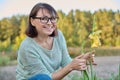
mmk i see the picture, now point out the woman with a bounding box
[16,2,95,80]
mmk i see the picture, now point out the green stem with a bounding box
[118,64,120,80]
[92,16,96,33]
[83,70,90,80]
[81,40,86,54]
[90,60,94,80]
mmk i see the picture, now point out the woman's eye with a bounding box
[44,17,49,20]
[41,18,47,20]
[51,18,55,20]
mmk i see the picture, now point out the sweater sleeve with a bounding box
[17,47,52,79]
[57,30,72,67]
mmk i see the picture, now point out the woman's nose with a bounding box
[47,19,52,25]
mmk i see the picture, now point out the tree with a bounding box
[13,18,26,50]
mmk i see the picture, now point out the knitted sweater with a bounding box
[16,30,72,80]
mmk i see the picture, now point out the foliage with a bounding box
[0,9,120,51]
[66,64,120,80]
[67,71,120,80]
[7,51,17,60]
[13,18,26,50]
[0,15,27,52]
[0,54,10,66]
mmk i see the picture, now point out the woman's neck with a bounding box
[34,35,53,50]
[36,35,49,43]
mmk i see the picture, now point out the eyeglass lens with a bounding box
[40,16,58,24]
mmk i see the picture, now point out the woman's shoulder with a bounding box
[57,29,64,38]
[55,29,66,47]
[19,37,34,49]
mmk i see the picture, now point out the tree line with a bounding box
[0,9,120,51]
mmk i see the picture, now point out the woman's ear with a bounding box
[30,17,35,26]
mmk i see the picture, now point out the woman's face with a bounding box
[31,8,57,36]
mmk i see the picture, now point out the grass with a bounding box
[67,47,120,80]
[65,64,120,80]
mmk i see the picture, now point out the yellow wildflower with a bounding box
[89,30,102,48]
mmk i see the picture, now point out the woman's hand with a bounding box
[68,55,87,71]
[68,50,96,72]
[82,50,97,65]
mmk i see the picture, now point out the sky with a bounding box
[0,0,120,20]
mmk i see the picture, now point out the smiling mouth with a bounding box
[43,26,54,30]
[43,26,51,28]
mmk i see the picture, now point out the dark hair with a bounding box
[25,3,58,37]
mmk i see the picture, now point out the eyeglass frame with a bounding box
[32,16,59,24]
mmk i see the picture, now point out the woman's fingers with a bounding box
[87,62,97,65]
[75,50,95,60]
[71,58,87,71]
[80,50,97,65]
[75,54,84,59]
[78,65,87,71]
[77,62,87,71]
[71,51,97,71]
[86,53,97,65]
[83,50,95,59]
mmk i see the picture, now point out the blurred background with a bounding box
[0,0,120,80]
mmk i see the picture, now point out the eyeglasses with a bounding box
[33,16,59,24]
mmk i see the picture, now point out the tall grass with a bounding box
[66,64,120,80]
